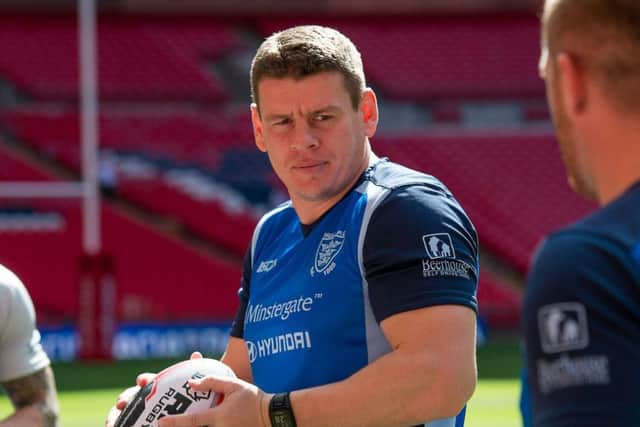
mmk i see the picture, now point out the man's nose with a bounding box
[291,123,319,151]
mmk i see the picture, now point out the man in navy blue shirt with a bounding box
[523,1,640,425]
[107,25,478,427]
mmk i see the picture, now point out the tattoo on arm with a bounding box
[2,367,59,427]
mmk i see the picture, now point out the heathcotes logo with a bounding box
[423,233,455,259]
[421,232,473,279]
[538,302,589,354]
[246,331,312,363]
[537,354,610,394]
[421,259,472,279]
[245,296,314,324]
[311,230,345,276]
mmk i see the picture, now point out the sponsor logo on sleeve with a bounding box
[538,302,589,353]
[535,302,610,394]
[422,233,456,259]
[537,355,610,394]
[421,233,472,279]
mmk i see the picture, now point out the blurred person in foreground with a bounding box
[522,0,640,425]
[108,24,479,427]
[0,264,59,427]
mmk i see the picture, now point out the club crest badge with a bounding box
[311,230,346,276]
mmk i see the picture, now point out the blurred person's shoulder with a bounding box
[555,180,640,251]
[526,181,640,305]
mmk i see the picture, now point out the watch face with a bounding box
[272,412,292,427]
[270,393,296,427]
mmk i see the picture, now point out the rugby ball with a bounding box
[113,358,235,427]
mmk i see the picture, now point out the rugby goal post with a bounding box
[0,0,116,360]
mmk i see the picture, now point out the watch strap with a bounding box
[269,392,297,427]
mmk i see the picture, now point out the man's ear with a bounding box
[251,103,267,152]
[555,52,588,118]
[360,88,379,137]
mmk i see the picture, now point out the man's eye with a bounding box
[274,119,292,126]
[314,114,332,122]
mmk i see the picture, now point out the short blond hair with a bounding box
[542,0,640,111]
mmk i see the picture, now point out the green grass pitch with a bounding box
[0,336,523,426]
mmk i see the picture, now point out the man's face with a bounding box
[540,46,595,198]
[251,71,376,208]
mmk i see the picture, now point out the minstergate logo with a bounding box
[245,296,314,324]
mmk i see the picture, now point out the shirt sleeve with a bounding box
[0,268,50,383]
[523,232,640,426]
[363,184,479,323]
[229,248,252,338]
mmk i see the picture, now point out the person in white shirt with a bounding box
[0,264,59,427]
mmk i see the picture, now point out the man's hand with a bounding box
[104,352,205,427]
[104,374,153,427]
[158,375,272,427]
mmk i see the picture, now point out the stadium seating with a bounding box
[0,16,240,101]
[0,15,583,331]
[1,108,264,255]
[1,107,254,169]
[0,142,241,322]
[259,16,543,100]
[374,132,597,273]
[118,175,257,256]
[477,272,522,329]
[0,139,52,182]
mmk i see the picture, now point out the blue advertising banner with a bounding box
[40,322,232,361]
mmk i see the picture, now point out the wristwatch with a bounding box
[269,392,297,427]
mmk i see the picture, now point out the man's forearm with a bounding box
[290,347,472,427]
[290,307,477,427]
[0,403,58,427]
[1,367,60,427]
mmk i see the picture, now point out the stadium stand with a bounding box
[258,15,544,100]
[0,107,254,169]
[0,14,576,332]
[375,132,597,273]
[477,271,522,329]
[0,16,240,101]
[1,107,265,255]
[0,141,241,323]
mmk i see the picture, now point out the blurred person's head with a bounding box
[540,0,640,202]
[248,25,378,223]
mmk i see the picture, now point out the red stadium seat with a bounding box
[259,16,544,100]
[477,272,522,329]
[0,140,241,322]
[375,132,597,273]
[0,16,241,101]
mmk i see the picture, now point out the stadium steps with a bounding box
[0,131,244,266]
[207,34,255,105]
